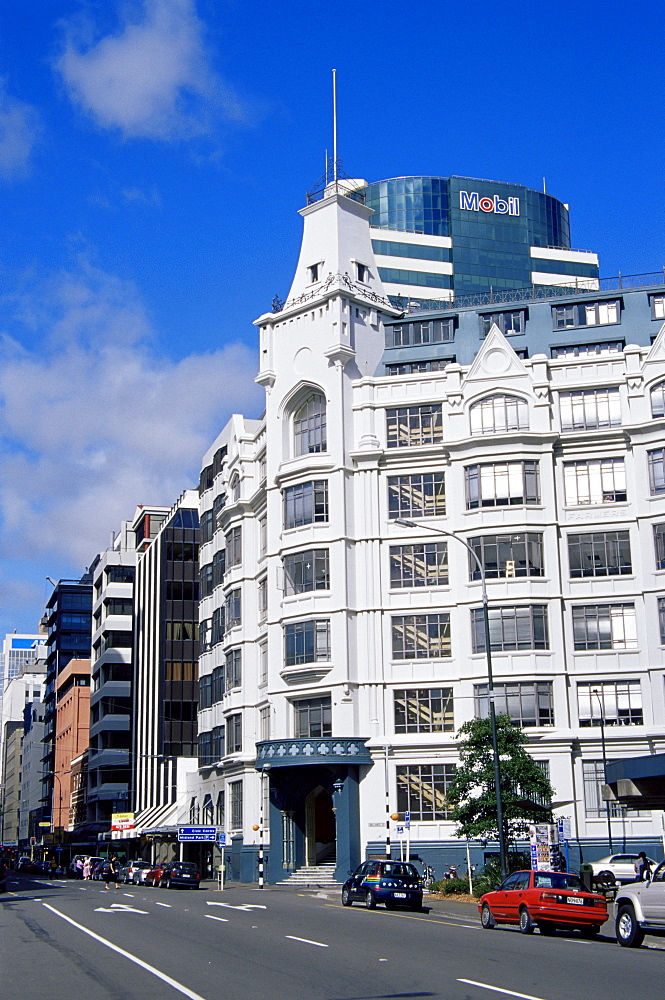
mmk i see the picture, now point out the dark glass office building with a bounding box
[364,176,599,302]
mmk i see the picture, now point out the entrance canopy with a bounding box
[603,754,665,809]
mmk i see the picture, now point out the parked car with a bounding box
[342,861,423,910]
[614,859,665,947]
[118,860,152,884]
[159,862,201,889]
[144,862,168,887]
[16,857,40,874]
[478,870,609,937]
[130,862,153,885]
[86,857,104,879]
[589,854,659,885]
[91,860,111,881]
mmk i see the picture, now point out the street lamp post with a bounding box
[395,519,508,879]
[591,689,613,853]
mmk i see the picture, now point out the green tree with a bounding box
[446,714,553,854]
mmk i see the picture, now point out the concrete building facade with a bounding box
[192,178,665,882]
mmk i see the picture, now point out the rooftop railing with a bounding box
[393,270,665,315]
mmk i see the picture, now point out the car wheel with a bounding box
[616,905,645,948]
[480,903,495,929]
[519,908,535,935]
[341,887,352,906]
[579,925,600,939]
[365,890,376,910]
[538,922,556,936]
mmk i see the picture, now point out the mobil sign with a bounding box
[459,190,520,216]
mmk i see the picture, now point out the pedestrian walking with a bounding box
[75,856,84,879]
[104,856,119,890]
[83,857,91,880]
[635,852,652,881]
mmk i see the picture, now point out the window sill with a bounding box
[280,662,333,686]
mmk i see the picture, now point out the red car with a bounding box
[144,862,168,887]
[478,870,609,937]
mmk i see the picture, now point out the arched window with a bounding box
[470,394,529,435]
[294,392,327,455]
[650,380,665,418]
[230,473,241,502]
[202,795,213,826]
[189,797,200,824]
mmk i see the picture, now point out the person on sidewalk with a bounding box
[104,856,119,890]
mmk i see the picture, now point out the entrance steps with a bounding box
[275,862,341,889]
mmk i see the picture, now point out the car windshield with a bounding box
[170,863,198,872]
[133,862,151,869]
[379,863,419,877]
[533,873,584,891]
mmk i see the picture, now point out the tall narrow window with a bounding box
[229,780,243,829]
[294,393,327,455]
[648,449,665,495]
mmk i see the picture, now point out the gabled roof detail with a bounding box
[462,323,529,387]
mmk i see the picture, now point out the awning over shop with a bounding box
[603,753,665,809]
[133,801,178,835]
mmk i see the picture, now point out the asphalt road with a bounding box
[2,872,664,1000]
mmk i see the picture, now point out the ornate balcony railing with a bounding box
[255,737,372,768]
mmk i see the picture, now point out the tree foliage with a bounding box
[446,714,553,850]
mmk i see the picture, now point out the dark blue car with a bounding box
[342,861,423,910]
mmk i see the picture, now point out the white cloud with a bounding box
[0,258,262,572]
[0,78,41,178]
[56,0,247,140]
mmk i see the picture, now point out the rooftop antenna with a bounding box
[543,176,547,194]
[332,68,338,183]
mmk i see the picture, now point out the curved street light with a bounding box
[394,519,508,879]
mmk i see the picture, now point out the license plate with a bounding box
[566,896,584,905]
[394,892,406,898]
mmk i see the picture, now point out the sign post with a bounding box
[405,811,411,863]
[217,832,226,890]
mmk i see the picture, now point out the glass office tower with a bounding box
[364,176,599,302]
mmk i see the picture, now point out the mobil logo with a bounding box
[459,190,520,216]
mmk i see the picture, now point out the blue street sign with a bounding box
[177,826,217,843]
[404,811,411,830]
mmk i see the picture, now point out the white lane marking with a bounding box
[204,915,229,923]
[458,981,550,1000]
[123,893,135,897]
[206,902,266,912]
[155,901,172,908]
[42,904,209,1000]
[285,935,329,949]
[94,903,149,914]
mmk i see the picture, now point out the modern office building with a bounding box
[131,494,200,855]
[361,175,599,305]
[0,653,46,846]
[193,176,665,882]
[1,633,46,687]
[88,514,170,830]
[41,576,93,829]
[19,701,46,848]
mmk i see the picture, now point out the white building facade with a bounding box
[194,180,665,882]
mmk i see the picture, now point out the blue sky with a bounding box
[0,0,663,639]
